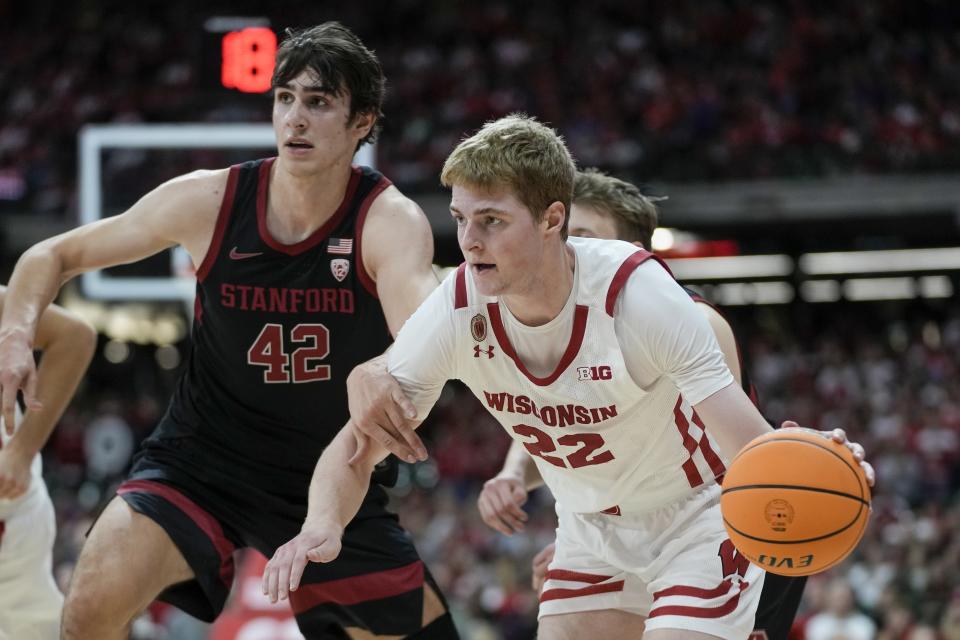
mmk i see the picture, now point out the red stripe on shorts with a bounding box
[288,559,424,614]
[649,580,748,620]
[545,569,617,585]
[654,579,734,601]
[540,580,626,603]
[117,479,235,586]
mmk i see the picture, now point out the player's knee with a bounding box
[62,570,133,638]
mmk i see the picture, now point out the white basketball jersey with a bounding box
[0,405,44,518]
[450,239,726,513]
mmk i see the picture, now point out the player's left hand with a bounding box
[0,446,31,498]
[781,421,875,487]
[531,542,556,593]
[262,521,344,604]
[346,358,426,465]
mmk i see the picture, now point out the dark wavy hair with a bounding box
[272,22,385,146]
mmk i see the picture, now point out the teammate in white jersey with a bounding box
[264,116,874,639]
[0,286,96,639]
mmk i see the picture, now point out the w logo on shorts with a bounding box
[718,539,750,581]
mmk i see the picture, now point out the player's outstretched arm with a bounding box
[0,289,96,497]
[262,421,396,603]
[347,187,439,463]
[0,169,226,429]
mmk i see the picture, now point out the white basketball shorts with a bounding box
[0,482,63,640]
[540,483,765,639]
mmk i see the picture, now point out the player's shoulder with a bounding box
[569,237,668,300]
[365,182,428,227]
[164,168,231,199]
[569,236,650,272]
[148,168,230,215]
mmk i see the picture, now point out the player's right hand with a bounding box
[0,330,42,433]
[0,447,31,498]
[531,542,556,593]
[477,474,528,535]
[262,521,344,604]
[346,357,426,464]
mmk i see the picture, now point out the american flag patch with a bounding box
[327,238,353,255]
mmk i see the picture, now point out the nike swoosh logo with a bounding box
[229,247,264,260]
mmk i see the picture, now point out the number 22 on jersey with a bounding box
[247,323,331,383]
[512,423,615,469]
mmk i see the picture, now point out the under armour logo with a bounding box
[474,345,495,359]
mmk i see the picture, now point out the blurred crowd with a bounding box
[3,0,960,217]
[40,301,960,639]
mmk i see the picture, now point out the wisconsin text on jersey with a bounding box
[483,391,618,427]
[220,283,355,313]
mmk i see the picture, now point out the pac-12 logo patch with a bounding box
[330,258,350,282]
[470,314,487,342]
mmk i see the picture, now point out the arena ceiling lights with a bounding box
[666,248,960,305]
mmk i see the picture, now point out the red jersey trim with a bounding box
[605,250,674,316]
[196,165,240,283]
[117,479,236,587]
[488,302,589,387]
[453,263,468,309]
[691,410,727,478]
[354,175,393,299]
[256,160,362,256]
[288,560,424,613]
[673,396,705,488]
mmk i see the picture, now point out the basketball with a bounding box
[720,428,871,577]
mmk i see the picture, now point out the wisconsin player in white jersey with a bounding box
[264,115,874,639]
[0,286,96,639]
[481,169,807,640]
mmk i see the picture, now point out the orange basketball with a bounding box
[720,428,871,577]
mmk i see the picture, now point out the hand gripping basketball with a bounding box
[720,426,872,576]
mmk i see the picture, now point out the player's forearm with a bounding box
[305,427,386,530]
[693,383,773,462]
[0,244,69,343]
[7,325,96,458]
[500,439,544,491]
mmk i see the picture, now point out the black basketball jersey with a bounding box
[146,158,394,497]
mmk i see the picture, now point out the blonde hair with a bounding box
[441,114,575,236]
[573,168,666,249]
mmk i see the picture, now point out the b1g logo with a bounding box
[577,365,612,381]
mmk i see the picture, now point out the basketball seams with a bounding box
[721,484,870,507]
[729,436,866,501]
[722,501,868,545]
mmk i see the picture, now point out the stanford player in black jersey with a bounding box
[0,23,457,639]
